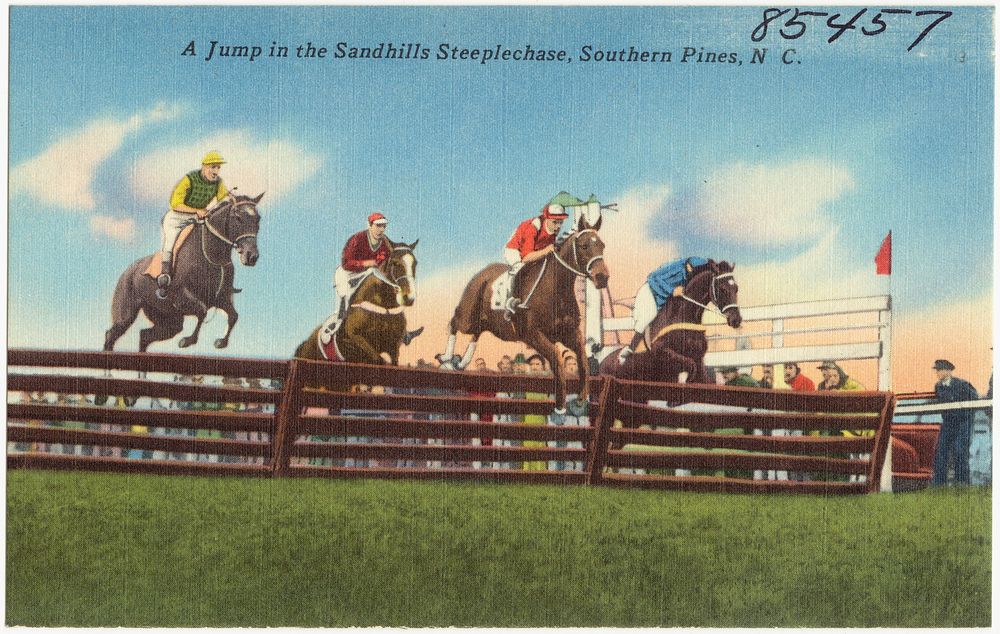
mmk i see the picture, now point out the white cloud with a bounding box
[132,131,323,207]
[89,215,136,242]
[689,159,855,246]
[735,229,880,306]
[10,102,182,211]
[599,184,680,302]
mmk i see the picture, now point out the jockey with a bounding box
[620,256,710,361]
[157,151,229,298]
[333,212,392,319]
[500,201,569,314]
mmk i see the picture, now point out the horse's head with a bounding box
[709,260,741,329]
[382,239,419,306]
[684,260,742,329]
[208,193,263,266]
[558,214,609,288]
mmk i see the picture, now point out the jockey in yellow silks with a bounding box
[157,151,229,297]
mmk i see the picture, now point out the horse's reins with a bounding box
[349,246,413,315]
[197,200,259,300]
[648,272,738,347]
[519,229,603,310]
[678,272,738,317]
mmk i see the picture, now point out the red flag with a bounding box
[875,231,891,275]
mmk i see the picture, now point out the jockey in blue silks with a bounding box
[620,256,710,362]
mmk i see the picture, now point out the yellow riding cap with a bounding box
[201,151,226,165]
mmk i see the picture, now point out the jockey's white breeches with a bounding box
[160,210,200,260]
[504,248,523,269]
[333,266,369,314]
[631,283,658,335]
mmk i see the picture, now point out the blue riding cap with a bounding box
[647,256,710,310]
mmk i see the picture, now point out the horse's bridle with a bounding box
[679,271,738,317]
[349,246,416,315]
[552,229,604,279]
[200,200,258,256]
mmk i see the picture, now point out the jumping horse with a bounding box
[295,240,419,366]
[104,193,263,352]
[437,216,609,411]
[599,260,742,383]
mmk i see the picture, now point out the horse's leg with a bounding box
[213,297,238,349]
[139,314,185,352]
[570,328,591,403]
[456,335,480,370]
[105,270,143,351]
[525,331,565,412]
[341,320,385,365]
[104,312,139,352]
[179,311,207,348]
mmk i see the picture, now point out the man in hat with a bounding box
[157,151,230,297]
[817,360,864,391]
[720,366,759,388]
[333,212,392,320]
[499,200,569,316]
[931,359,979,486]
[620,256,710,363]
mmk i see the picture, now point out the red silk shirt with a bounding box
[506,217,557,259]
[342,230,390,272]
[787,373,816,392]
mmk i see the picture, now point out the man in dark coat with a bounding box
[931,359,979,486]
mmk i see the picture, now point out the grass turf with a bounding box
[6,469,991,627]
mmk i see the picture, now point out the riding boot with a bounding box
[156,260,173,300]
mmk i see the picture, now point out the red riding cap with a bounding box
[542,203,568,219]
[368,212,389,226]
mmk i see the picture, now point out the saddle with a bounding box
[143,224,195,279]
[317,313,344,361]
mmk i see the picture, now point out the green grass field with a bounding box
[6,469,991,627]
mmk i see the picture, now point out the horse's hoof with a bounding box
[678,371,690,384]
[214,339,228,349]
[179,338,194,348]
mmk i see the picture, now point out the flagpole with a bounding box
[874,230,893,492]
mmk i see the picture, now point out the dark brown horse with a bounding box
[104,193,262,352]
[437,217,609,411]
[295,240,419,365]
[599,260,742,383]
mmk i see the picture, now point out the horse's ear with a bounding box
[592,213,603,232]
[252,192,265,204]
[409,239,419,250]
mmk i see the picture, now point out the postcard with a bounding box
[6,5,993,627]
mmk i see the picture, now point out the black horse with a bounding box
[599,260,742,383]
[103,193,262,352]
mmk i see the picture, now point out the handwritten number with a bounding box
[751,7,952,52]
[780,9,828,40]
[826,9,866,43]
[752,8,790,43]
[909,10,952,51]
[862,11,887,36]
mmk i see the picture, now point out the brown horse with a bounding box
[437,217,609,411]
[104,193,262,352]
[599,260,742,383]
[295,240,419,365]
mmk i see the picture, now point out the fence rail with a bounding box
[7,349,896,494]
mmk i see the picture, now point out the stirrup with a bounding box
[503,296,519,321]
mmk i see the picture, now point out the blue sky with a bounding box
[7,5,994,384]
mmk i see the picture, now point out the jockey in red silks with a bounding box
[333,212,392,319]
[499,202,569,315]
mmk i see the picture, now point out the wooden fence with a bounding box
[7,349,895,494]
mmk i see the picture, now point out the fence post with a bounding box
[270,360,303,477]
[584,377,617,486]
[867,394,896,493]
